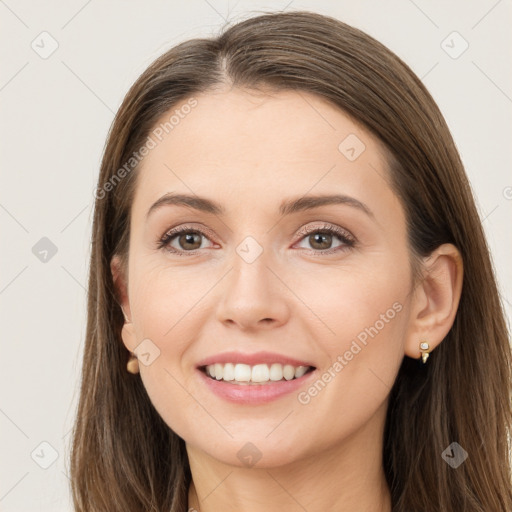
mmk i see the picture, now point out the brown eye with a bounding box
[295,224,356,254]
[158,227,215,254]
[177,232,203,250]
[308,232,333,250]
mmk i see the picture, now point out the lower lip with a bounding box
[197,368,316,405]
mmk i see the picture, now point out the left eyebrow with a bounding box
[146,192,374,220]
[278,194,374,219]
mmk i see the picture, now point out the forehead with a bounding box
[132,87,396,218]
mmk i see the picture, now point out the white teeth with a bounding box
[251,364,270,383]
[223,363,235,381]
[204,363,311,383]
[234,363,251,382]
[269,363,283,381]
[283,364,295,381]
[294,366,308,378]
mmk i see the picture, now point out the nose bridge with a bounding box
[215,233,289,329]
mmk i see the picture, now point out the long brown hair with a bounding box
[69,10,512,511]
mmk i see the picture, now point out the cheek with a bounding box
[291,248,411,350]
[300,253,410,412]
[129,261,205,344]
[127,263,208,438]
[294,251,411,407]
[330,271,408,351]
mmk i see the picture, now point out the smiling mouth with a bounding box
[199,362,316,385]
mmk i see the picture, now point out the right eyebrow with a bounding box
[146,193,225,220]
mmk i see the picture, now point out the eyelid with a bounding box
[294,222,355,242]
[161,223,217,241]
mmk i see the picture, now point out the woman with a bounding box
[69,10,512,512]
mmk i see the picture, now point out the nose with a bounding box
[215,248,290,332]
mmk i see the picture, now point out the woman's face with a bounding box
[115,87,415,467]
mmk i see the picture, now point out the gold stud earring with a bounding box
[419,341,430,364]
[127,353,139,374]
[120,307,138,373]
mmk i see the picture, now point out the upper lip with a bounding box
[196,351,315,369]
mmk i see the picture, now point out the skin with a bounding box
[111,86,463,511]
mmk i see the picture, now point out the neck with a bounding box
[186,402,392,512]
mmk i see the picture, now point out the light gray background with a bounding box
[1,1,511,510]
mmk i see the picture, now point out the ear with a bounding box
[110,254,137,352]
[404,243,463,360]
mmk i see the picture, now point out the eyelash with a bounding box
[157,223,356,257]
